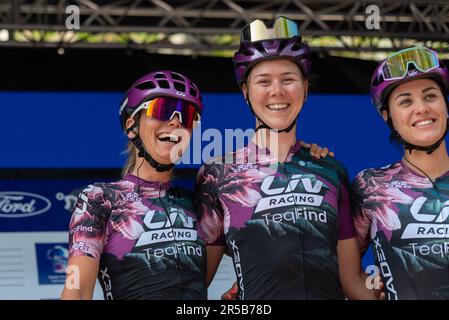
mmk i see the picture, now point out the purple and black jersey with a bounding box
[68,173,206,300]
[196,141,355,300]
[352,161,449,300]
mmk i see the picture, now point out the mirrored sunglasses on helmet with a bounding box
[381,47,440,81]
[131,97,201,129]
[241,16,299,42]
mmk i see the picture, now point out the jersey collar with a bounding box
[246,139,301,163]
[124,173,171,191]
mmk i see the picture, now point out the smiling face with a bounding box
[384,78,448,147]
[126,111,192,165]
[243,59,308,130]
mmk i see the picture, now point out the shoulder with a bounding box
[295,148,350,184]
[352,162,402,198]
[76,179,132,208]
[323,155,349,179]
[353,162,401,185]
[198,159,224,178]
[198,147,249,179]
[204,147,248,166]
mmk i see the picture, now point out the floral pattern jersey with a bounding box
[352,161,449,300]
[68,173,206,300]
[196,141,355,300]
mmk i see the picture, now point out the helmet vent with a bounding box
[190,87,198,97]
[171,72,184,81]
[291,41,303,51]
[136,81,156,90]
[372,74,382,87]
[174,82,186,92]
[277,40,288,51]
[154,73,166,79]
[157,80,170,89]
[253,42,265,54]
[238,45,255,57]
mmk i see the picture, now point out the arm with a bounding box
[61,256,99,300]
[195,164,227,286]
[221,282,238,300]
[61,184,109,300]
[338,237,384,300]
[206,245,226,287]
[350,171,373,254]
[337,168,384,299]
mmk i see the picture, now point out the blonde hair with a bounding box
[122,141,137,177]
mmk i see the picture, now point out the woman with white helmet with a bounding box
[197,16,382,300]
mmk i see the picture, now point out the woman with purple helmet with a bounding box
[352,46,449,299]
[196,16,382,300]
[62,71,208,300]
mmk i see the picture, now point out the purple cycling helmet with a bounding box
[119,70,203,131]
[370,46,449,116]
[233,16,311,88]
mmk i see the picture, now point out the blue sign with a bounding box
[35,243,69,285]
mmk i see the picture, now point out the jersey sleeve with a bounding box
[195,163,225,246]
[350,171,372,251]
[337,166,356,240]
[68,184,112,260]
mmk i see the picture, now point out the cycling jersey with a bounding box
[352,161,449,300]
[196,141,355,300]
[68,173,207,300]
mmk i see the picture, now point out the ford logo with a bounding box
[0,192,51,218]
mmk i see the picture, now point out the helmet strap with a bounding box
[386,112,449,155]
[255,114,297,133]
[126,123,138,135]
[129,129,175,172]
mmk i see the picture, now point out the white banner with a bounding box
[254,193,323,213]
[401,223,449,239]
[0,232,103,300]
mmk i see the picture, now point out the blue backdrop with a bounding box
[1,91,405,176]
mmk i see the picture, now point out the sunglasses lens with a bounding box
[146,97,200,129]
[382,47,439,80]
